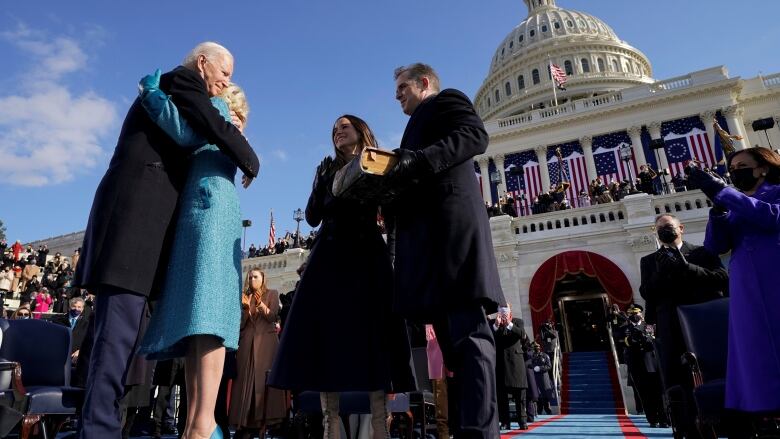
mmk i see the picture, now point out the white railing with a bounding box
[581,90,623,108]
[511,201,627,237]
[552,340,563,413]
[606,322,629,415]
[763,73,780,88]
[650,74,692,92]
[497,112,534,128]
[651,190,712,217]
[242,248,308,274]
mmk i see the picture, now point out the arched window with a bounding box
[487,97,491,107]
[518,75,525,89]
[597,58,605,72]
[530,29,536,37]
[541,24,548,33]
[509,41,514,49]
[505,82,512,96]
[612,59,620,72]
[581,58,590,73]
[554,21,561,29]
[519,34,524,43]
[564,60,573,75]
[495,89,500,102]
[532,69,540,84]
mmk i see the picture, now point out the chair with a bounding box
[677,298,729,439]
[0,318,83,439]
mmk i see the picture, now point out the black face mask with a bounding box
[629,314,642,323]
[657,225,678,244]
[730,168,760,192]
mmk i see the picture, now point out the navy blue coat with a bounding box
[74,67,258,296]
[392,89,504,319]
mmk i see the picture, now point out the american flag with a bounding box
[547,142,589,208]
[593,131,638,184]
[474,162,483,196]
[504,150,540,216]
[550,63,567,90]
[268,210,276,248]
[662,116,717,176]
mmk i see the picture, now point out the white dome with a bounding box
[476,0,654,121]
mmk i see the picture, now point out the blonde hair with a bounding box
[241,268,267,311]
[220,83,249,126]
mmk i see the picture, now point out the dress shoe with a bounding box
[649,422,658,428]
[519,423,529,430]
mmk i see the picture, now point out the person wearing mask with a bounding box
[492,307,530,431]
[528,342,553,415]
[688,148,780,416]
[10,304,31,320]
[53,297,90,365]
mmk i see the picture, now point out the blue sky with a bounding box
[2,0,780,244]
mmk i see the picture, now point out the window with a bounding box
[505,82,512,96]
[530,29,536,37]
[509,41,513,49]
[554,21,561,29]
[532,69,540,84]
[612,59,620,72]
[495,89,500,102]
[547,67,552,80]
[541,24,548,33]
[487,97,491,107]
[581,58,590,73]
[501,47,505,56]
[564,60,573,75]
[566,19,574,28]
[518,75,525,89]
[597,58,605,72]
[519,34,524,42]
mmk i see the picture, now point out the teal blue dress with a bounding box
[137,93,242,360]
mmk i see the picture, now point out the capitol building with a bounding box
[244,0,780,355]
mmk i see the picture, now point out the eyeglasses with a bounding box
[17,312,30,317]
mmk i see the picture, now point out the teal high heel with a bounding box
[210,425,224,439]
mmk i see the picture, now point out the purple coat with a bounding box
[704,182,780,412]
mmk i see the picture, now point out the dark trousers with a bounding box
[497,387,526,426]
[80,286,147,439]
[629,369,667,425]
[153,385,176,431]
[432,305,498,439]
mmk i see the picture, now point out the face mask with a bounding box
[629,314,642,323]
[69,309,82,318]
[730,168,760,192]
[657,225,678,244]
[20,315,30,320]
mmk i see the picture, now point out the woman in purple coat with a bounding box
[689,147,780,413]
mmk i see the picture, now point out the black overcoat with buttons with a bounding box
[269,169,416,393]
[392,89,504,319]
[74,66,258,297]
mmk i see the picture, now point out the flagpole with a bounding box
[548,55,558,107]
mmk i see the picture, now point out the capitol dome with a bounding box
[475,0,654,121]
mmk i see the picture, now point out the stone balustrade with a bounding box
[510,199,627,238]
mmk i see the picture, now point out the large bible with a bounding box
[332,147,398,201]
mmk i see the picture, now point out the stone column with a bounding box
[627,126,648,167]
[647,121,670,171]
[722,105,748,150]
[579,135,597,182]
[494,153,507,196]
[535,145,551,192]
[699,110,717,152]
[477,157,492,204]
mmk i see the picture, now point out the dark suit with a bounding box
[74,66,259,439]
[639,241,726,434]
[52,313,90,354]
[393,89,504,438]
[493,318,529,427]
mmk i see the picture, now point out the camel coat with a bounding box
[229,289,287,428]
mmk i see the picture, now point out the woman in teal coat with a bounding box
[135,70,257,439]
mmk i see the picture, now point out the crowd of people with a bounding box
[244,231,316,259]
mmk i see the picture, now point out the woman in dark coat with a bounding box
[691,147,780,413]
[230,268,288,438]
[529,343,553,415]
[269,115,415,439]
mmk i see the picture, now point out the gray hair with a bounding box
[394,63,441,92]
[654,213,680,225]
[69,297,85,307]
[183,42,233,69]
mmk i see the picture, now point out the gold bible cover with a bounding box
[332,147,399,201]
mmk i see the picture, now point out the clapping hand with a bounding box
[686,165,727,200]
[655,246,688,273]
[241,174,253,189]
[313,156,334,193]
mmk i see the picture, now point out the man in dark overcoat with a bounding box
[492,312,530,430]
[389,62,505,438]
[73,41,259,438]
[640,213,727,436]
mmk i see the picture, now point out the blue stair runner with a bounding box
[562,351,623,414]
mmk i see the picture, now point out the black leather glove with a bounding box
[313,156,334,194]
[655,246,688,273]
[686,166,727,200]
[388,148,429,183]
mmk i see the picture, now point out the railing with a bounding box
[242,248,308,275]
[649,74,692,92]
[581,90,623,108]
[763,73,780,88]
[651,190,712,216]
[552,340,563,413]
[511,202,627,237]
[606,322,629,415]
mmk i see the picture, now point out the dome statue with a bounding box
[475,0,654,121]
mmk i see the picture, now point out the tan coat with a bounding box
[229,289,288,428]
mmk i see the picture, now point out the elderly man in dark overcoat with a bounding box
[73,41,259,438]
[389,62,505,438]
[492,312,530,430]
